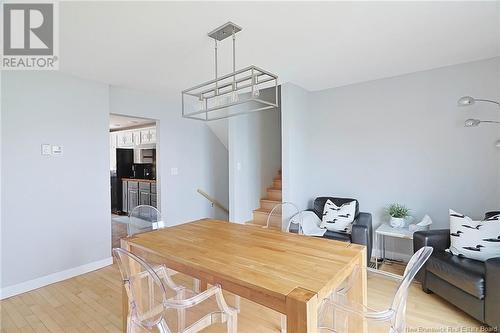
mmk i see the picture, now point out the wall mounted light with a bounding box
[464,118,500,127]
[457,96,500,107]
[459,97,500,148]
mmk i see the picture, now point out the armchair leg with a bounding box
[176,289,186,331]
[280,314,287,333]
[157,319,173,333]
[234,295,241,313]
[227,311,238,333]
[193,278,200,293]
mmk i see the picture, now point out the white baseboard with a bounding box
[0,257,113,300]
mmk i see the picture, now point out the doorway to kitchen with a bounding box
[108,114,160,248]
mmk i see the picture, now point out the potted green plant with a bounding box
[387,203,411,228]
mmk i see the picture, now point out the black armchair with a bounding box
[414,211,500,328]
[308,197,373,265]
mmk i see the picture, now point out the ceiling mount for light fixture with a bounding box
[207,21,242,41]
[182,22,279,121]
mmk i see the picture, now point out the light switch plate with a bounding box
[51,145,63,155]
[171,167,178,176]
[41,144,51,155]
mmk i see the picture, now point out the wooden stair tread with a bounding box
[251,168,282,226]
[260,198,281,204]
[253,208,282,214]
[261,199,281,203]
[245,222,281,230]
[260,199,282,210]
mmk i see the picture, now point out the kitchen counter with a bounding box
[121,178,156,183]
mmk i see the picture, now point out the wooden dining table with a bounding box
[120,219,367,333]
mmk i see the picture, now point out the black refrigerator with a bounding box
[111,149,134,213]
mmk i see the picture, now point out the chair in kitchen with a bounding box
[318,246,433,333]
[113,248,238,333]
[127,205,164,236]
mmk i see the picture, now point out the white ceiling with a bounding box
[60,1,500,100]
[109,114,155,130]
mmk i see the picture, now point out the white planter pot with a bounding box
[390,217,406,228]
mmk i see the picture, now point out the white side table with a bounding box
[375,223,415,269]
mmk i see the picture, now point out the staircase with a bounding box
[249,170,282,230]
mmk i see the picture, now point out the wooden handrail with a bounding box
[197,189,229,214]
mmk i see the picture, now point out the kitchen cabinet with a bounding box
[117,131,134,147]
[110,133,118,171]
[127,181,139,212]
[114,127,156,148]
[139,182,151,206]
[122,179,156,213]
[122,180,128,212]
[149,128,157,143]
[140,128,156,144]
[139,190,150,206]
[110,132,117,149]
[132,131,141,146]
[151,183,157,208]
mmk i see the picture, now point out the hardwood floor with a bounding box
[0,263,483,333]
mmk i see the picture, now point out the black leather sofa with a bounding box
[307,197,373,265]
[413,211,500,328]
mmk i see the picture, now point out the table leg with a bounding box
[122,286,128,333]
[382,234,386,264]
[286,287,318,333]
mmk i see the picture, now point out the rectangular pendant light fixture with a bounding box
[182,22,279,121]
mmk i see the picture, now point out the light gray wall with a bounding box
[109,87,229,223]
[0,72,4,290]
[1,72,229,292]
[282,58,500,259]
[281,82,312,211]
[229,91,282,223]
[1,71,111,288]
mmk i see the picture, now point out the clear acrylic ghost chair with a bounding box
[318,246,433,333]
[128,205,165,236]
[127,206,202,295]
[265,201,304,233]
[113,248,237,333]
[113,248,187,332]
